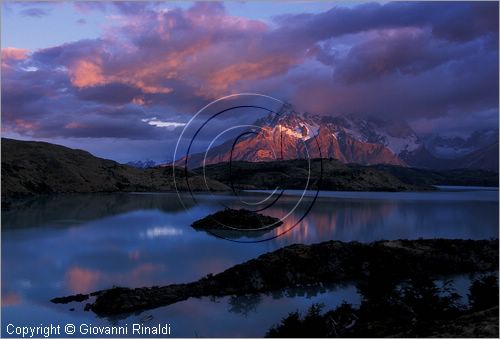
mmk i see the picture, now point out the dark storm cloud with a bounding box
[332,29,474,83]
[73,1,107,13]
[274,1,498,43]
[31,39,104,66]
[44,117,162,139]
[290,47,498,120]
[75,83,144,105]
[73,1,163,15]
[112,1,163,15]
[20,7,50,17]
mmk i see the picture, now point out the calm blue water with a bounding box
[1,187,498,337]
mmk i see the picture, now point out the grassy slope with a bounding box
[1,138,228,199]
[372,164,499,187]
[196,159,498,191]
[195,159,433,191]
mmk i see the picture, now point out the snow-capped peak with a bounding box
[257,107,421,156]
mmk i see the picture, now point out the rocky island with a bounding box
[191,208,283,231]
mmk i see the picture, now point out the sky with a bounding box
[1,1,499,163]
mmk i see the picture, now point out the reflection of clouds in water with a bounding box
[20,279,32,288]
[64,263,167,294]
[3,190,497,332]
[140,226,184,239]
[1,292,21,306]
[128,250,141,260]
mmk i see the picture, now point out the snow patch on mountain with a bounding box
[284,113,422,157]
[378,130,421,155]
[255,107,429,162]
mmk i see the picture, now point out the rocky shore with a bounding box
[51,238,498,316]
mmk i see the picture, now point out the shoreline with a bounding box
[4,184,497,211]
[51,238,499,316]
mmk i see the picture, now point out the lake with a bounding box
[1,187,498,337]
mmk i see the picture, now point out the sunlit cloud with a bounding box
[69,59,106,88]
[141,118,186,130]
[1,47,28,60]
[1,47,29,69]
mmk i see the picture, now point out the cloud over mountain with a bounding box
[1,1,498,162]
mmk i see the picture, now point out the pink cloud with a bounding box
[1,47,28,61]
[70,59,106,88]
[62,3,290,101]
[202,55,299,97]
[64,122,87,129]
[7,119,40,134]
[1,47,29,69]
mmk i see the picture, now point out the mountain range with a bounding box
[178,104,498,171]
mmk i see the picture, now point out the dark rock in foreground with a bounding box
[51,238,499,316]
[51,294,89,304]
[427,306,499,337]
[191,208,282,230]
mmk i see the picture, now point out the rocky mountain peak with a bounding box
[174,105,497,171]
[255,108,421,157]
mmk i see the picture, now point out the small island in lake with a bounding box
[191,208,283,231]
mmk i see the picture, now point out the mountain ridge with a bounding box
[176,106,498,171]
[1,138,229,201]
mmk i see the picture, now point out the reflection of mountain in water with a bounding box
[193,195,398,242]
[191,191,498,244]
[256,195,498,245]
[2,193,193,229]
[266,198,395,244]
